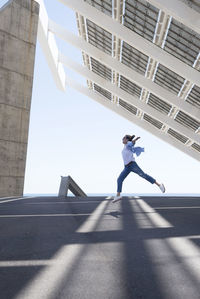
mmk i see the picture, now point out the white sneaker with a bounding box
[159,183,165,193]
[112,196,122,203]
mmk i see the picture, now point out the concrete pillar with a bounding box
[58,176,87,197]
[0,0,39,197]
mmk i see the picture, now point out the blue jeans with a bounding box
[117,161,156,192]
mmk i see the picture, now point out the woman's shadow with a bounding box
[104,211,122,218]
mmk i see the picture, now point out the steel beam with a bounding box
[49,19,200,122]
[37,0,66,91]
[146,0,200,35]
[112,0,123,103]
[60,53,200,144]
[67,77,200,161]
[57,0,200,87]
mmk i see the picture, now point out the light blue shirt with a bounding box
[122,141,144,165]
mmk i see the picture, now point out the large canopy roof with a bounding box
[37,0,200,161]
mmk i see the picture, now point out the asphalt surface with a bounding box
[0,195,200,299]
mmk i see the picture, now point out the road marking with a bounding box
[0,196,18,201]
[14,200,109,299]
[0,213,92,218]
[155,206,200,210]
[0,260,57,267]
[0,196,36,204]
[24,200,103,204]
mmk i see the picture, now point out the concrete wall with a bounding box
[0,0,39,197]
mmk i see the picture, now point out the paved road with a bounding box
[0,195,200,299]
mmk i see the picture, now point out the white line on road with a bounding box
[155,206,200,210]
[0,213,92,218]
[0,196,18,200]
[0,260,57,267]
[23,200,103,204]
[0,197,36,204]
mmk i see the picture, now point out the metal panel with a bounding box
[67,76,200,161]
[154,63,185,94]
[143,113,163,129]
[164,19,200,67]
[123,0,159,42]
[90,57,112,80]
[119,98,138,115]
[84,0,112,16]
[191,142,200,152]
[120,75,142,98]
[60,0,200,87]
[167,128,188,144]
[86,19,112,54]
[175,0,200,14]
[174,110,200,131]
[93,83,112,99]
[186,85,200,108]
[121,41,149,74]
[52,21,200,121]
[37,0,200,161]
[61,53,200,144]
[145,0,200,36]
[147,93,172,114]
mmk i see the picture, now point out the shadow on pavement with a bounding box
[0,196,200,298]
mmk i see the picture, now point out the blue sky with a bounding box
[2,0,199,195]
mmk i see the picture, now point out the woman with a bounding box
[112,134,165,203]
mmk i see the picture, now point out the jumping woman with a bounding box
[112,134,165,203]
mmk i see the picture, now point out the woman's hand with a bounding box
[133,136,140,143]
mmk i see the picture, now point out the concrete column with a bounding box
[0,0,39,197]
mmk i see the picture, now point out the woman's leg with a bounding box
[130,162,165,192]
[117,167,131,195]
[130,162,156,184]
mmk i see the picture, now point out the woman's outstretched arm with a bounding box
[132,136,140,144]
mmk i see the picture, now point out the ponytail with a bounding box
[131,135,135,140]
[125,134,135,141]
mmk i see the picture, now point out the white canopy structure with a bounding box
[37,0,200,161]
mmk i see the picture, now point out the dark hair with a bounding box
[125,134,135,141]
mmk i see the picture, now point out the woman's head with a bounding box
[122,134,135,144]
